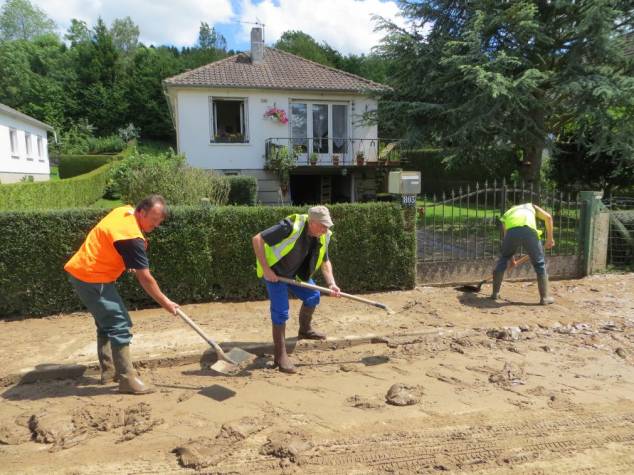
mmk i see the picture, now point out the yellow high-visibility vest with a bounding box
[501,203,542,238]
[256,214,331,280]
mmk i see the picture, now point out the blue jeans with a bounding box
[264,278,320,325]
[68,274,133,346]
[494,226,546,276]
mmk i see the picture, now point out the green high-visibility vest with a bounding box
[256,214,331,279]
[500,203,542,238]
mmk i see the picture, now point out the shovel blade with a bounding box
[210,347,256,374]
[226,347,256,364]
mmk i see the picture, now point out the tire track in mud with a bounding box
[216,411,634,474]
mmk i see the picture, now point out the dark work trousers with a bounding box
[494,226,546,276]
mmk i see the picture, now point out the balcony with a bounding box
[265,137,403,167]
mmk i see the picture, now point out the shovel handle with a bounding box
[276,276,391,312]
[175,308,229,361]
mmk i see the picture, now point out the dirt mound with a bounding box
[385,383,423,406]
[260,431,313,463]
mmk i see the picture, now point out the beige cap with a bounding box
[308,205,334,228]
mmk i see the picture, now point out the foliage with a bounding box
[0,203,415,317]
[265,146,298,189]
[117,122,140,142]
[0,163,111,211]
[226,175,258,205]
[86,135,125,154]
[375,1,634,185]
[59,155,115,179]
[198,22,226,51]
[0,0,56,41]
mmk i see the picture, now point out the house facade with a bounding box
[0,103,53,184]
[164,28,397,204]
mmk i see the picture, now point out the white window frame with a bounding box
[290,100,350,157]
[209,96,249,144]
[25,132,33,160]
[37,136,44,161]
[9,128,19,158]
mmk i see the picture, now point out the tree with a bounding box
[376,1,634,185]
[0,0,56,41]
[110,16,139,54]
[274,30,336,66]
[64,19,90,46]
[197,22,226,51]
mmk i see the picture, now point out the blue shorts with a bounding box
[264,278,320,325]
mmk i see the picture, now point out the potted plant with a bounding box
[332,154,341,166]
[355,150,365,166]
[265,146,297,196]
[309,152,318,166]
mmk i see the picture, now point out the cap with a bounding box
[308,205,334,228]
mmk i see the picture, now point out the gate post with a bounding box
[579,191,608,276]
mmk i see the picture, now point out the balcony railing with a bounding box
[265,137,403,167]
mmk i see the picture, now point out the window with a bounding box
[9,129,19,157]
[211,98,248,143]
[37,136,44,160]
[25,133,33,159]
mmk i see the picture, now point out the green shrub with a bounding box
[86,135,125,154]
[0,203,415,317]
[0,163,111,211]
[59,155,115,179]
[226,175,258,205]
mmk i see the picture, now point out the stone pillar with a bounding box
[579,191,608,275]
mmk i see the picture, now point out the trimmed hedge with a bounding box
[226,175,258,205]
[59,154,115,179]
[0,163,111,211]
[0,203,415,317]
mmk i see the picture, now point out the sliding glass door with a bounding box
[290,101,349,163]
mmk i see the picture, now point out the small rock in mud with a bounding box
[260,431,313,463]
[119,403,163,442]
[385,383,421,406]
[346,394,383,409]
[174,437,231,469]
[218,418,264,441]
[541,345,551,352]
[489,362,525,386]
[486,327,521,341]
[339,364,356,372]
[616,347,627,359]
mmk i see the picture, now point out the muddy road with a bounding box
[1,273,634,474]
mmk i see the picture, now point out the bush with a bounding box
[86,135,125,154]
[0,163,111,211]
[0,203,415,317]
[59,155,115,179]
[226,176,258,205]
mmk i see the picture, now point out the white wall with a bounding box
[171,87,378,171]
[0,113,50,183]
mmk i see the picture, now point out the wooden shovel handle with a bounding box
[175,308,229,361]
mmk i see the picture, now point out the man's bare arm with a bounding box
[534,204,555,249]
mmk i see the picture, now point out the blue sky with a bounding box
[21,0,405,55]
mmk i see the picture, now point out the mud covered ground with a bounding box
[1,273,634,474]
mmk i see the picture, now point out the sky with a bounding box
[20,0,406,55]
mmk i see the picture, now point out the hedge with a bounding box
[0,163,111,211]
[0,203,415,317]
[59,154,115,179]
[226,175,258,205]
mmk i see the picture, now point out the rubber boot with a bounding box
[537,273,555,305]
[112,345,155,394]
[272,324,296,374]
[490,271,504,300]
[97,335,117,384]
[298,305,326,340]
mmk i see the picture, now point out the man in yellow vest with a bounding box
[65,195,179,394]
[492,203,555,304]
[252,206,341,374]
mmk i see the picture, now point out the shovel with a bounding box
[175,308,255,374]
[456,255,530,292]
[276,276,395,315]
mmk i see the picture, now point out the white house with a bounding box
[163,28,398,204]
[0,103,54,184]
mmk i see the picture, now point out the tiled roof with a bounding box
[163,47,388,93]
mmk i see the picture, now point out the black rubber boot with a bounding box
[490,271,504,300]
[112,345,155,394]
[537,273,555,305]
[298,305,326,340]
[97,335,117,384]
[272,324,296,374]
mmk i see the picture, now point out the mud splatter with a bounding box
[346,394,383,409]
[260,431,313,463]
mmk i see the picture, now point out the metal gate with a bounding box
[603,196,634,270]
[417,180,583,284]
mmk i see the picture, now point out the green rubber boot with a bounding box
[537,273,555,305]
[490,271,504,300]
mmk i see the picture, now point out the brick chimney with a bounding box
[250,27,264,64]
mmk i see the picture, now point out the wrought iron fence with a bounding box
[264,137,404,167]
[603,196,634,269]
[418,180,582,262]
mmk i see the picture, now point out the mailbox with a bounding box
[388,171,421,195]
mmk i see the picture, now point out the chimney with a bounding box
[250,27,264,64]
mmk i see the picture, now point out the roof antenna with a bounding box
[235,19,266,43]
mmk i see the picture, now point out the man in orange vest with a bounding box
[65,195,178,394]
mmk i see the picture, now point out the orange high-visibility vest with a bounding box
[64,206,146,283]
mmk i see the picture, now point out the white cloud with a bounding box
[237,0,404,55]
[30,0,234,46]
